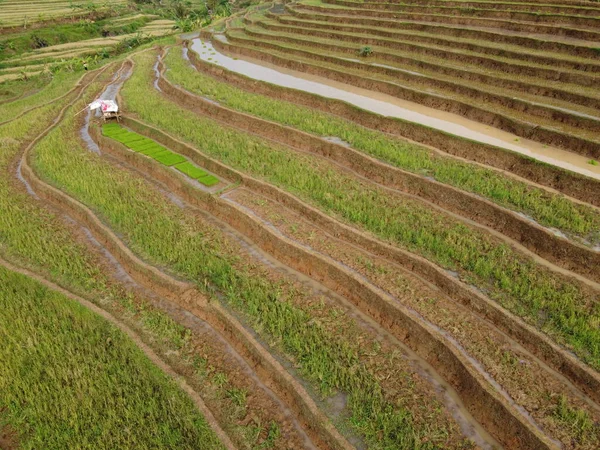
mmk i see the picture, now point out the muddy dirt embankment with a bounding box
[187,39,600,208]
[270,13,600,81]
[322,0,600,28]
[117,99,600,408]
[244,21,600,110]
[222,31,600,159]
[91,117,561,450]
[157,62,600,283]
[288,3,600,51]
[18,68,354,450]
[323,0,600,17]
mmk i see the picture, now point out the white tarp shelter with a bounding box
[88,99,119,113]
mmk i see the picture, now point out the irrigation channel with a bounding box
[188,37,600,181]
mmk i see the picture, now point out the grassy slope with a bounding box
[0,266,223,449]
[165,48,600,243]
[30,59,460,450]
[126,51,600,371]
[0,70,275,449]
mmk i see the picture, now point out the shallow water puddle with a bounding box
[189,37,600,180]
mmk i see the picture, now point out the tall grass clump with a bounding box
[32,77,459,449]
[164,48,600,243]
[0,266,224,449]
[124,51,600,371]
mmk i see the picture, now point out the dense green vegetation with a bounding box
[102,123,219,185]
[0,266,223,449]
[125,51,600,371]
[32,66,458,450]
[0,67,279,450]
[165,48,600,243]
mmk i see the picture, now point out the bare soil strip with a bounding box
[325,0,600,17]
[243,20,600,112]
[225,186,600,449]
[186,41,600,209]
[156,63,600,285]
[288,3,600,54]
[8,60,312,449]
[270,13,600,80]
[0,258,236,450]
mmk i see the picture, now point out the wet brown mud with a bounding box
[186,40,600,208]
[270,13,600,81]
[325,0,600,17]
[157,63,600,284]
[244,21,600,112]
[92,119,506,450]
[227,187,600,449]
[93,115,555,449]
[323,0,600,29]
[288,3,600,54]
[222,31,600,159]
[119,112,600,413]
[13,63,329,450]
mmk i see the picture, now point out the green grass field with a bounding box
[0,265,223,449]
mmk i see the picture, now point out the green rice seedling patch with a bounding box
[198,174,220,186]
[163,48,600,244]
[153,150,187,166]
[176,161,207,179]
[0,267,224,449]
[102,124,217,181]
[126,51,600,371]
[33,77,459,450]
[139,144,168,156]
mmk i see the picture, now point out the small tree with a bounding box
[357,46,373,57]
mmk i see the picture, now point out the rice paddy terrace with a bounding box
[2,0,600,448]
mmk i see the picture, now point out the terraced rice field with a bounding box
[0,0,128,28]
[2,0,600,448]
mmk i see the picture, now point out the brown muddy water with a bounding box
[189,37,600,181]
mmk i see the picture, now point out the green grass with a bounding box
[125,51,600,371]
[176,160,207,179]
[102,123,218,185]
[0,266,224,449]
[154,150,187,166]
[164,45,600,243]
[0,72,282,450]
[0,13,149,61]
[34,63,459,450]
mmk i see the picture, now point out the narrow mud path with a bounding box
[116,110,600,420]
[0,258,236,450]
[7,60,314,450]
[102,101,568,447]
